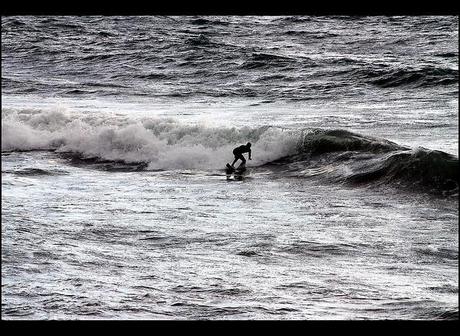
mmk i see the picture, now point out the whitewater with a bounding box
[2,16,458,320]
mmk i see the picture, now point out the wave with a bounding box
[415,246,458,261]
[284,30,339,39]
[135,73,170,80]
[186,34,214,46]
[432,310,458,320]
[346,149,458,193]
[4,168,69,176]
[268,129,458,196]
[434,52,458,58]
[416,307,459,320]
[2,17,26,27]
[358,66,459,88]
[3,16,457,102]
[274,17,313,24]
[240,53,299,70]
[297,129,408,155]
[1,108,298,170]
[189,18,229,26]
[2,108,457,196]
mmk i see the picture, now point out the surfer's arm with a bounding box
[248,149,252,160]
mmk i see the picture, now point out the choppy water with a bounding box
[1,16,458,320]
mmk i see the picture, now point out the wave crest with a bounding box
[297,129,407,155]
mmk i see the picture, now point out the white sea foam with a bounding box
[2,108,299,169]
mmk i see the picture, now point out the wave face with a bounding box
[297,129,408,155]
[2,16,458,101]
[268,129,459,196]
[2,108,458,196]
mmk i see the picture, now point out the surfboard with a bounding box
[226,163,246,172]
[226,163,247,181]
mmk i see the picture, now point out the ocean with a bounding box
[1,15,458,320]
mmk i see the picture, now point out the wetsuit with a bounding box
[232,145,251,165]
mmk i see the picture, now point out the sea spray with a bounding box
[2,107,299,169]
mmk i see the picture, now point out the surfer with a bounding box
[231,142,252,168]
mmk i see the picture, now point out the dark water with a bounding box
[2,16,458,100]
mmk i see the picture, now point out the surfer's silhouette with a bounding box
[231,142,252,168]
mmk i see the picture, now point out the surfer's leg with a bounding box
[231,156,238,166]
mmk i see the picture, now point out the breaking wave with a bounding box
[1,108,299,170]
[2,108,458,195]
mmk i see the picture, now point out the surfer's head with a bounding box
[246,142,252,148]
